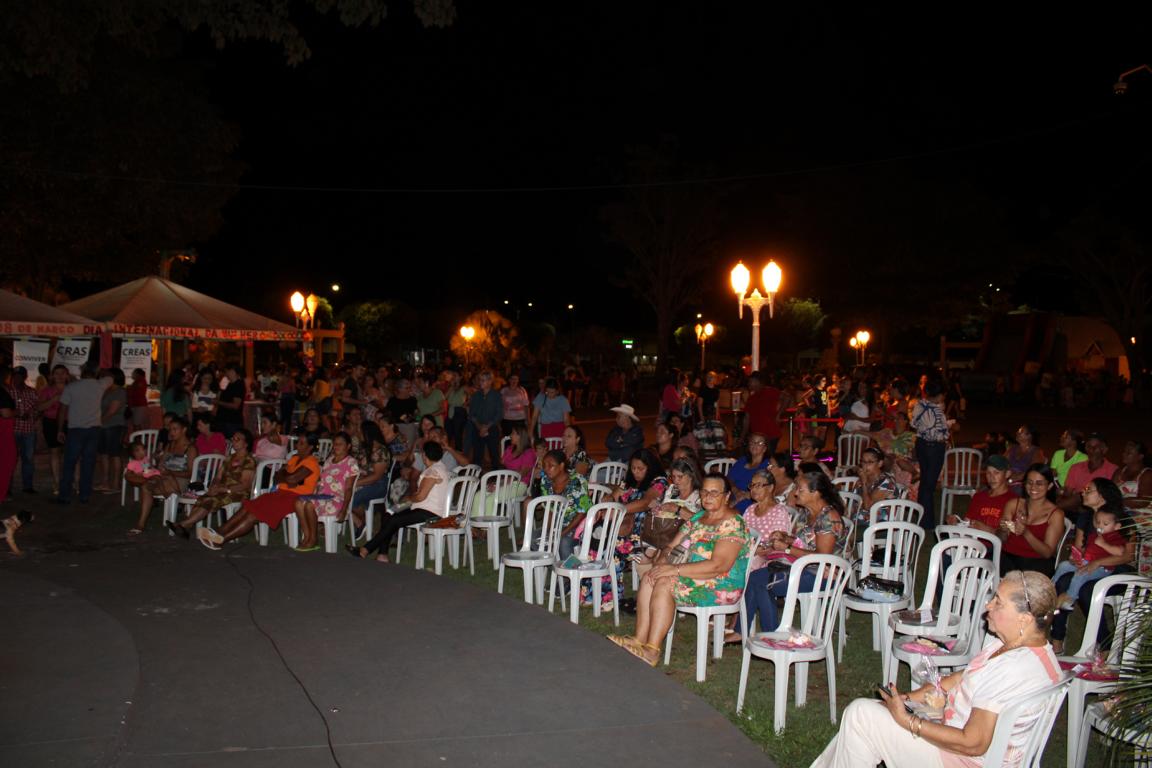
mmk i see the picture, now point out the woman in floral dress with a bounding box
[607,472,752,665]
[293,432,359,551]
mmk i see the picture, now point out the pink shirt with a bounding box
[1064,460,1119,494]
[501,447,537,483]
[501,386,529,421]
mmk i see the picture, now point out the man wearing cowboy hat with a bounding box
[606,404,644,462]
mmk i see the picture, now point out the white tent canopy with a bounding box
[0,288,103,338]
[59,277,304,342]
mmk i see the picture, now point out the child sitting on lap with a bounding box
[1053,508,1128,610]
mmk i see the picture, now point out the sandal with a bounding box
[295,544,321,553]
[623,640,661,667]
[127,528,144,536]
[197,529,220,550]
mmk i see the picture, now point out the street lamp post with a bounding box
[730,260,782,373]
[459,325,475,366]
[849,329,871,365]
[694,322,714,372]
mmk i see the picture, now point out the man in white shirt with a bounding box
[57,363,107,503]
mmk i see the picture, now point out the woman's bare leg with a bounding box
[220,511,259,543]
[296,500,318,548]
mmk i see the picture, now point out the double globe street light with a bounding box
[730,260,782,373]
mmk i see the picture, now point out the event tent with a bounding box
[0,288,103,337]
[59,276,303,341]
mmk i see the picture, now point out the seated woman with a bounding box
[1006,424,1046,484]
[168,430,257,537]
[561,424,592,477]
[1049,429,1086,488]
[999,463,1064,577]
[294,408,328,444]
[767,452,798,504]
[811,571,1062,768]
[1052,500,1131,611]
[666,413,700,456]
[728,432,772,512]
[190,370,219,420]
[347,440,452,562]
[253,412,289,462]
[290,432,360,551]
[1049,477,1136,653]
[607,472,752,665]
[796,434,834,480]
[210,435,321,545]
[737,469,848,637]
[130,417,198,535]
[1113,440,1152,501]
[852,446,901,525]
[543,449,593,559]
[650,420,678,471]
[628,457,705,588]
[742,470,792,572]
[471,424,534,517]
[192,412,227,457]
[345,420,390,534]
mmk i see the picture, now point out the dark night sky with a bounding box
[159,3,1150,345]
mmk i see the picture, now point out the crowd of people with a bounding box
[2,353,1149,765]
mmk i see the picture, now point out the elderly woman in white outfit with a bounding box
[810,570,1061,768]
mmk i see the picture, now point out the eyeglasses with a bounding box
[748,439,766,446]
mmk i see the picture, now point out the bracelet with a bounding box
[910,715,923,738]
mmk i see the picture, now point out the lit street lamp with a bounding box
[849,329,871,365]
[290,291,319,329]
[694,322,714,372]
[459,325,476,365]
[730,260,782,373]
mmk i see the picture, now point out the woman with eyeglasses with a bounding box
[607,472,752,666]
[734,470,848,639]
[811,571,1062,768]
[742,470,792,572]
[853,446,901,524]
[998,463,1063,577]
[727,432,772,512]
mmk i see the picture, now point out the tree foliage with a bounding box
[338,300,417,362]
[603,142,722,376]
[778,297,827,349]
[0,0,454,298]
[448,310,520,372]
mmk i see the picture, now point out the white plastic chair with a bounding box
[868,498,925,527]
[242,459,285,546]
[498,494,566,603]
[1054,517,1075,568]
[316,475,359,553]
[547,501,627,625]
[590,461,628,487]
[354,463,403,549]
[735,553,852,734]
[1078,701,1152,768]
[940,447,982,520]
[831,476,857,495]
[587,483,612,505]
[468,470,521,569]
[838,490,862,527]
[664,530,761,682]
[416,476,480,575]
[885,554,997,685]
[835,434,869,477]
[315,438,333,462]
[1065,575,1152,768]
[838,521,925,664]
[705,457,736,475]
[985,677,1073,768]
[163,453,226,533]
[455,463,482,478]
[121,428,160,505]
[935,524,1002,574]
[544,436,563,451]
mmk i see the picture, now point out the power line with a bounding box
[0,112,1115,195]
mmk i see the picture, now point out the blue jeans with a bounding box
[915,439,947,530]
[1052,560,1111,603]
[60,426,100,502]
[741,566,817,634]
[350,478,389,511]
[16,432,36,491]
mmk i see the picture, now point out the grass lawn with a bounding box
[383,497,1108,768]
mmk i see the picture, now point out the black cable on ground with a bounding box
[223,543,344,768]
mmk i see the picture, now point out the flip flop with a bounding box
[127,528,143,536]
[294,544,321,552]
[197,529,220,550]
[203,527,224,546]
